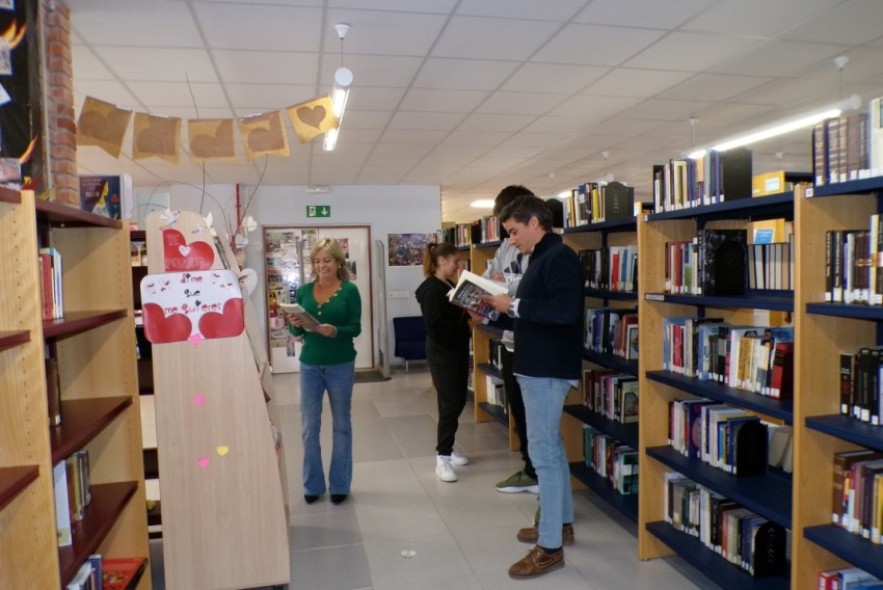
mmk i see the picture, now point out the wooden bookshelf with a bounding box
[0,330,30,352]
[569,461,638,523]
[0,466,39,511]
[637,193,796,586]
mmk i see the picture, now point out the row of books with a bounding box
[664,472,787,578]
[53,450,92,547]
[825,218,883,305]
[748,241,793,290]
[651,147,752,212]
[813,96,883,187]
[818,568,881,590]
[584,307,638,360]
[67,554,147,590]
[832,449,883,545]
[582,425,638,495]
[840,348,883,426]
[39,247,64,320]
[581,368,638,424]
[578,245,637,292]
[662,318,794,399]
[485,374,506,409]
[564,181,635,227]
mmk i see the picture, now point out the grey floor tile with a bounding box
[379,575,483,590]
[290,543,373,590]
[289,510,363,551]
[363,533,473,588]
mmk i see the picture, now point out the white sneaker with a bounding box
[450,450,470,466]
[435,456,458,482]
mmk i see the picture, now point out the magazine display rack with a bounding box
[143,210,288,590]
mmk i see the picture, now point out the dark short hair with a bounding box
[493,185,535,216]
[545,197,565,229]
[500,195,553,232]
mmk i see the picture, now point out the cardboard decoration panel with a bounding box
[145,210,289,590]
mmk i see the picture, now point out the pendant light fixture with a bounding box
[324,23,353,152]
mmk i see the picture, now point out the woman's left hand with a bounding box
[316,323,338,338]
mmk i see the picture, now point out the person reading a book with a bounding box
[287,238,361,506]
[484,195,584,579]
[416,242,473,482]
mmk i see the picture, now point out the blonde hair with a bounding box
[310,238,351,281]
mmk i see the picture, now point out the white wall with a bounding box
[157,184,440,367]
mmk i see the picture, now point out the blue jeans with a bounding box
[518,375,574,549]
[300,360,355,496]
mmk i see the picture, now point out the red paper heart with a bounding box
[162,229,215,272]
[198,298,244,340]
[142,303,192,343]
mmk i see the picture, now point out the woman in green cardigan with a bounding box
[288,238,361,505]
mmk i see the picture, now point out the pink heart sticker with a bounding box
[188,333,204,345]
[192,394,206,406]
[197,456,210,469]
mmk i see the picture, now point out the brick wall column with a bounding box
[42,0,78,205]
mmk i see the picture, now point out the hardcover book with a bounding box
[446,270,508,318]
[602,181,634,221]
[697,229,748,296]
[278,302,319,331]
[102,557,147,590]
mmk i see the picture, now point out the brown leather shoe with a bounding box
[508,545,564,579]
[516,523,575,546]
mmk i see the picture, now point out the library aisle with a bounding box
[152,367,707,590]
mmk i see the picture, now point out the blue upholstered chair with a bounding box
[393,316,427,373]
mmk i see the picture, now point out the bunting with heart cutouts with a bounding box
[75,91,343,163]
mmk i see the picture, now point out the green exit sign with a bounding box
[306,205,331,218]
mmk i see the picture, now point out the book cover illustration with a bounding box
[140,269,244,343]
[102,557,147,590]
[79,174,133,220]
[446,270,508,318]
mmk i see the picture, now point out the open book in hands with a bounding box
[447,270,508,318]
[278,302,320,331]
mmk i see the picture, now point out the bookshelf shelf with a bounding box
[646,521,790,590]
[476,362,503,380]
[646,446,792,528]
[644,291,794,312]
[0,186,21,204]
[564,405,638,449]
[564,217,637,233]
[35,199,123,229]
[806,302,883,320]
[478,402,508,428]
[475,324,504,339]
[806,176,883,198]
[645,370,794,423]
[585,288,638,301]
[474,240,502,249]
[569,461,638,523]
[583,349,638,375]
[42,309,128,339]
[803,525,883,581]
[57,481,138,586]
[647,192,794,222]
[0,330,29,352]
[49,397,133,463]
[0,466,39,511]
[805,415,883,452]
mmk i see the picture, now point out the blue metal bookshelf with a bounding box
[564,405,638,449]
[804,525,883,581]
[806,176,883,198]
[806,302,883,321]
[477,402,508,428]
[585,288,638,301]
[564,217,637,233]
[569,462,638,524]
[583,349,638,375]
[647,191,794,222]
[644,291,793,312]
[805,414,883,452]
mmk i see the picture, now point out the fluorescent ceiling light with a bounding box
[324,66,353,152]
[470,199,495,208]
[687,94,861,159]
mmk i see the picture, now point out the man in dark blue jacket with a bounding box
[485,195,583,579]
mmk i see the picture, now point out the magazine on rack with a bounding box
[447,270,508,318]
[278,302,320,331]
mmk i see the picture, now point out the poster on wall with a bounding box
[388,233,432,266]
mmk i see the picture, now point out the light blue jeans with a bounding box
[300,360,355,496]
[518,375,575,549]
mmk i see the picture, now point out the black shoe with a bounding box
[331,494,348,505]
[304,494,320,504]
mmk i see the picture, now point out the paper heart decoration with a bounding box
[238,268,258,296]
[198,298,245,339]
[216,445,230,456]
[197,456,211,469]
[297,105,326,129]
[162,229,215,272]
[141,303,192,343]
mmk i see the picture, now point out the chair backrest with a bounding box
[392,316,427,360]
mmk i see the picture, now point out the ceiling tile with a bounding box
[532,24,667,67]
[127,82,229,109]
[459,113,537,132]
[661,73,772,102]
[338,110,393,130]
[711,39,849,77]
[345,87,408,112]
[73,81,138,108]
[682,0,845,38]
[432,16,560,61]
[442,130,512,146]
[93,47,219,83]
[225,84,316,110]
[502,132,581,148]
[783,0,883,45]
[357,167,411,183]
[388,112,467,130]
[616,98,714,122]
[213,50,320,85]
[625,32,763,71]
[546,95,641,120]
[574,0,717,29]
[71,45,116,80]
[456,0,587,21]
[476,92,567,116]
[68,0,203,47]
[324,9,448,55]
[728,76,839,107]
[588,118,669,137]
[582,68,694,98]
[482,144,547,162]
[502,64,609,94]
[318,54,424,89]
[329,0,455,12]
[379,129,450,144]
[194,3,322,51]
[400,88,490,112]
[413,59,521,91]
[140,106,235,120]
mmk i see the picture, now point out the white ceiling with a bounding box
[66,0,883,222]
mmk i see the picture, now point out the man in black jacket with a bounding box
[485,195,583,579]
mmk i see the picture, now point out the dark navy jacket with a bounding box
[512,232,583,380]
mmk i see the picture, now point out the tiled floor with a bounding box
[263,366,711,590]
